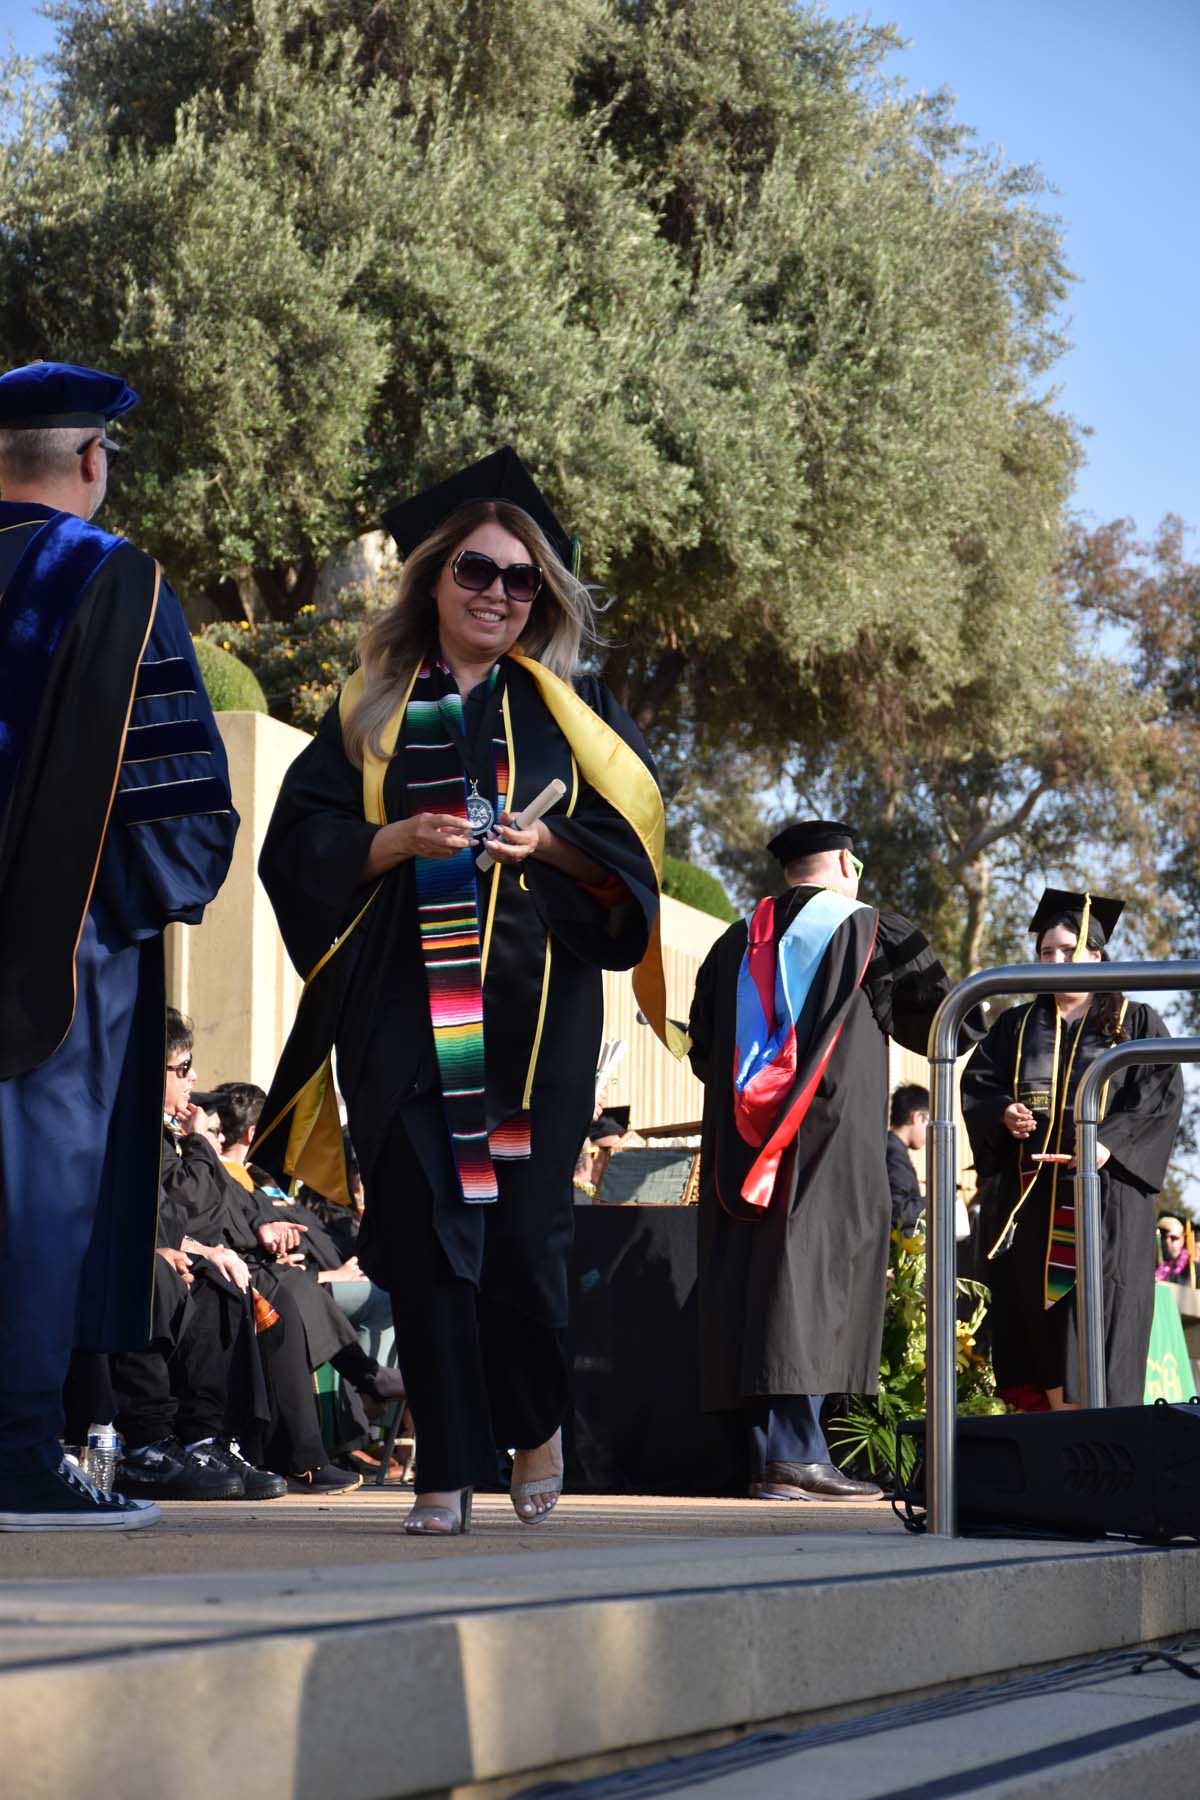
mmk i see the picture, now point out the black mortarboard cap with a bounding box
[382,446,574,570]
[594,1105,631,1141]
[767,819,856,865]
[0,360,138,430]
[1028,887,1124,948]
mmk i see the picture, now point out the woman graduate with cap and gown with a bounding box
[253,449,680,1533]
[962,890,1183,1411]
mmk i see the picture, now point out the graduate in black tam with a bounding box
[0,360,238,1529]
[383,446,578,573]
[963,885,1182,1410]
[766,819,856,864]
[688,818,983,1503]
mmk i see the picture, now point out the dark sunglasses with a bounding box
[76,434,121,455]
[166,1056,193,1076]
[451,548,542,606]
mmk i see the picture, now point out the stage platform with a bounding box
[4,1491,1200,1799]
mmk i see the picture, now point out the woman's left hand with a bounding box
[482,812,544,865]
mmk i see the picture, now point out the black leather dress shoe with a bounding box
[754,1460,883,1502]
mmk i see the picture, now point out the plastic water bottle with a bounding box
[81,1422,118,1492]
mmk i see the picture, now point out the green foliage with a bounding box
[7,0,1154,1003]
[827,1230,1006,1485]
[198,589,373,731]
[2,0,1078,749]
[192,635,268,713]
[661,853,736,922]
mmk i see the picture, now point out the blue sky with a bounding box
[5,0,1197,539]
[825,0,1199,540]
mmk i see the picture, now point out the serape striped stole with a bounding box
[1042,1000,1129,1307]
[730,888,874,1213]
[404,659,530,1204]
[999,997,1129,1307]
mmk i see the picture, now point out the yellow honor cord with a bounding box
[1072,893,1092,962]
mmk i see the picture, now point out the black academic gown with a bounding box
[255,659,658,1327]
[689,889,977,1407]
[168,1133,364,1369]
[962,997,1182,1405]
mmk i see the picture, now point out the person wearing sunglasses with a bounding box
[254,447,681,1535]
[687,819,983,1504]
[0,361,238,1531]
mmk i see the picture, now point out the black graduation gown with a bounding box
[962,997,1182,1405]
[160,1131,359,1369]
[689,889,978,1405]
[255,661,659,1320]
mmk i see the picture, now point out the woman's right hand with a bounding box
[364,814,473,876]
[1002,1101,1037,1139]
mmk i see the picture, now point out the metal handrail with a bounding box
[925,960,1200,1537]
[1074,1037,1200,1409]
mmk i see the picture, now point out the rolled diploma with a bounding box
[476,777,568,871]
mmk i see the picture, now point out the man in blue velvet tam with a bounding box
[0,361,239,1529]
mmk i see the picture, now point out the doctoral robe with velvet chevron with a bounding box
[689,887,978,1407]
[0,501,237,1377]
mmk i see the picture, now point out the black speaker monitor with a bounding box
[898,1402,1200,1541]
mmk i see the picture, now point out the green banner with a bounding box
[1145,1283,1197,1402]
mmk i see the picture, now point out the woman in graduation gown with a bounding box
[962,890,1182,1410]
[254,450,674,1533]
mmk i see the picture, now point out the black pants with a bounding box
[368,1113,570,1492]
[251,1277,330,1473]
[110,1261,253,1450]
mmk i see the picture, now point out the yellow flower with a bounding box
[299,603,316,614]
[222,639,232,650]
[901,1236,924,1255]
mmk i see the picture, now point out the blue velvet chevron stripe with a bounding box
[134,656,196,700]
[122,718,213,762]
[0,512,124,817]
[117,775,232,827]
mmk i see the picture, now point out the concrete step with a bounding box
[513,1644,1200,1798]
[3,1497,1200,1799]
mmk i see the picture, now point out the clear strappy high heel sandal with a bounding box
[403,1487,473,1535]
[510,1430,563,1524]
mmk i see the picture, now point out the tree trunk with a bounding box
[958,853,990,975]
[627,649,687,735]
[230,568,270,624]
[250,555,321,621]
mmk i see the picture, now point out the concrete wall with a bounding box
[165,711,305,1090]
[600,896,724,1130]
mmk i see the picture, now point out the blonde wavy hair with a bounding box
[342,500,595,768]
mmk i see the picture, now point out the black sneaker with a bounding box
[0,1457,161,1531]
[118,1436,244,1501]
[287,1463,363,1495]
[207,1440,287,1501]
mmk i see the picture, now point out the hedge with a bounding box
[661,853,737,922]
[193,637,269,714]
